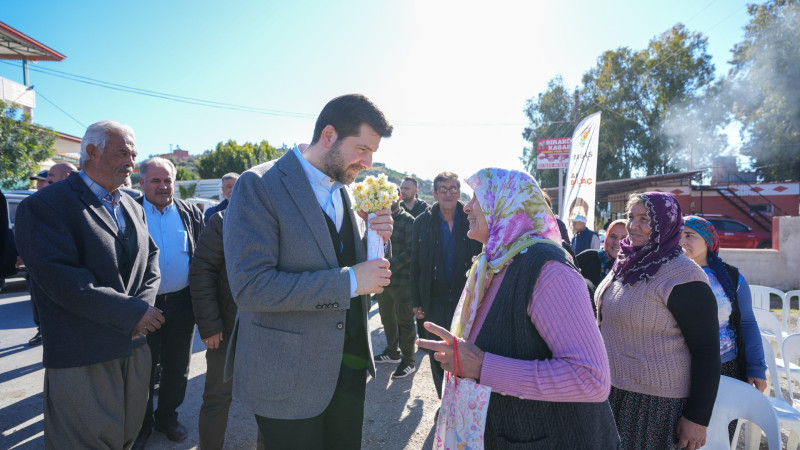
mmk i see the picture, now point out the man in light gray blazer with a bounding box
[224,94,394,449]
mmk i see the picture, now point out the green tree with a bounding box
[0,101,57,190]
[177,182,197,198]
[196,140,284,179]
[521,25,725,183]
[176,166,198,180]
[520,76,575,188]
[728,0,800,181]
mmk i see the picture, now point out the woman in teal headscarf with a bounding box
[418,168,619,448]
[680,216,766,390]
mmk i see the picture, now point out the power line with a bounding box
[35,90,86,128]
[0,60,317,119]
[0,60,539,128]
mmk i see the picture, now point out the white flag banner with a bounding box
[562,112,601,238]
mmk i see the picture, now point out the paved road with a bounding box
[0,276,439,449]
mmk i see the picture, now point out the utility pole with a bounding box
[572,89,580,128]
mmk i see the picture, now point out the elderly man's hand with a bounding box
[417,322,484,380]
[132,306,165,337]
[358,207,393,241]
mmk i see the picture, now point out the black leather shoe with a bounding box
[155,422,188,442]
[131,426,151,450]
[28,330,42,346]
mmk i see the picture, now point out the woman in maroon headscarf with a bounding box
[597,192,720,450]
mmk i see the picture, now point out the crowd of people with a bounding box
[6,93,768,450]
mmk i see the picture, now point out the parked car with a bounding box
[5,191,33,233]
[696,215,772,249]
[3,191,33,279]
[183,197,219,213]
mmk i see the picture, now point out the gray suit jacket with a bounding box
[223,151,375,420]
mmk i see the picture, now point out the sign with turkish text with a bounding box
[535,138,572,169]
[562,112,601,236]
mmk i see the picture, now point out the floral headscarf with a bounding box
[612,192,684,286]
[684,215,736,301]
[451,168,565,338]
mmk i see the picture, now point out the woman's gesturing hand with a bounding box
[417,321,485,380]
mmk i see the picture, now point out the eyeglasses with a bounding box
[436,186,460,195]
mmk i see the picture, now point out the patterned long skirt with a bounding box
[608,386,687,450]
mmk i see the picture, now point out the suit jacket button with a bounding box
[336,323,344,329]
[316,305,322,309]
[333,303,339,308]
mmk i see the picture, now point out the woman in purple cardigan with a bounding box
[418,168,619,448]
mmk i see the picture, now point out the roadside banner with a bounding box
[562,112,601,236]
[535,137,571,169]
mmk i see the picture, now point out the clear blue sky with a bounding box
[0,0,753,183]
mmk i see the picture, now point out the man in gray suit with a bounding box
[15,120,163,449]
[224,94,394,449]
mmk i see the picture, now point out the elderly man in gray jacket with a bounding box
[224,94,394,449]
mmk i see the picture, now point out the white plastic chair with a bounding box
[783,334,800,410]
[753,307,787,358]
[788,290,800,333]
[761,335,800,449]
[703,376,781,449]
[751,285,789,332]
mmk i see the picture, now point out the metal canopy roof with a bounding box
[0,21,65,61]
[545,170,704,201]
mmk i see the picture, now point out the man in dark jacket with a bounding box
[203,172,239,224]
[15,120,163,449]
[190,207,243,449]
[410,172,482,398]
[399,176,429,218]
[570,214,600,254]
[135,157,204,448]
[400,176,430,340]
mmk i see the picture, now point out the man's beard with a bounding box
[323,141,362,185]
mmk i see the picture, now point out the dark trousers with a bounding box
[255,330,368,450]
[142,287,195,428]
[27,275,39,327]
[376,287,416,365]
[425,300,459,398]
[199,333,233,450]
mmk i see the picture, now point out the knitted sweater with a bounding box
[597,255,708,398]
[471,262,610,402]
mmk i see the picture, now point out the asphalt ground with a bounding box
[0,275,440,449]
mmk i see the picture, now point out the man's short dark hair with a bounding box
[310,94,393,145]
[402,176,418,188]
[433,172,460,192]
